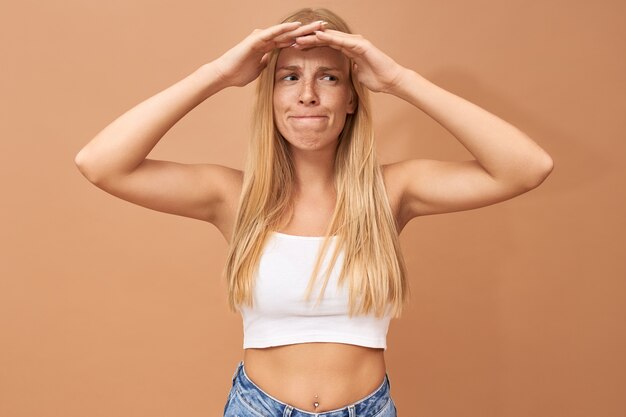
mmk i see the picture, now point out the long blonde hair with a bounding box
[224,7,410,319]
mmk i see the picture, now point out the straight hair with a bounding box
[223,7,410,319]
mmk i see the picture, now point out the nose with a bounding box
[298,80,318,105]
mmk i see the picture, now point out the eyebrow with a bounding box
[276,65,342,72]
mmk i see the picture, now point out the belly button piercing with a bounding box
[313,394,319,408]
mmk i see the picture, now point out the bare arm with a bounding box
[386,69,553,188]
[295,29,553,222]
[74,63,227,183]
[74,62,240,225]
[384,69,553,221]
[74,21,324,229]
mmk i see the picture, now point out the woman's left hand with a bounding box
[292,28,406,94]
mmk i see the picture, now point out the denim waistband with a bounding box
[230,360,392,417]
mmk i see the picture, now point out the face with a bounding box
[273,46,356,152]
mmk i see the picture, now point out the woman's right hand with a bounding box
[212,20,327,88]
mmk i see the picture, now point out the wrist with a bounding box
[194,61,232,98]
[384,66,413,96]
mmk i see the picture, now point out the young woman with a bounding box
[75,7,553,417]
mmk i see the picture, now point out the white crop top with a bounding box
[239,231,393,350]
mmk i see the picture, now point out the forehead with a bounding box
[275,46,350,72]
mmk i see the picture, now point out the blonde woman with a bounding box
[75,7,553,417]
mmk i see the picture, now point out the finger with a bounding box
[275,39,298,49]
[257,21,303,42]
[294,30,351,47]
[255,21,328,54]
[250,22,304,54]
[313,30,365,53]
[292,32,359,59]
[276,33,315,49]
[291,38,349,58]
[292,33,325,46]
[317,28,351,36]
[271,20,328,44]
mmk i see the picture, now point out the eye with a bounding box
[282,74,298,81]
[322,75,338,81]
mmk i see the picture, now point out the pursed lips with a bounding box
[290,115,328,119]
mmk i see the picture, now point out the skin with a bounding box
[272,45,356,194]
[243,43,386,413]
[273,45,355,149]
[75,19,553,414]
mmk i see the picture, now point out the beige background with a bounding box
[1,0,624,416]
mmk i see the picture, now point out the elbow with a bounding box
[74,150,85,170]
[524,153,554,189]
[74,150,100,184]
[74,150,89,175]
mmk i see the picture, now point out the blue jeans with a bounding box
[223,361,397,417]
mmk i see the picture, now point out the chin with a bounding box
[283,135,338,152]
[279,127,342,151]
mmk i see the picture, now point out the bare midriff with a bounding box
[242,342,387,413]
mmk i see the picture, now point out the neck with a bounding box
[289,145,337,194]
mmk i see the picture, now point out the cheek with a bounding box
[328,86,352,108]
[272,90,290,113]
